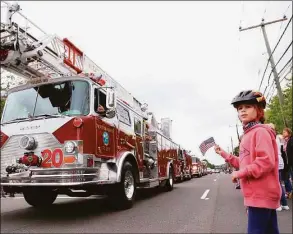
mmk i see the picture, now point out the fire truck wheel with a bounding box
[165,166,174,191]
[23,187,57,208]
[108,161,136,210]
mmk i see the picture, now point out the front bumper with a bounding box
[192,169,200,175]
[1,165,117,187]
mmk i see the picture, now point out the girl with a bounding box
[214,90,281,234]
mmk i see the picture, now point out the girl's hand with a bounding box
[214,144,222,155]
[231,171,238,183]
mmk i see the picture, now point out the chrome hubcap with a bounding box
[124,171,134,199]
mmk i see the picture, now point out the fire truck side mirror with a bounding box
[105,109,116,119]
[106,89,116,109]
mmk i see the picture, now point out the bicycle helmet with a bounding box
[231,90,266,109]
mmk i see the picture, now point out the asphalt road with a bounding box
[1,173,292,233]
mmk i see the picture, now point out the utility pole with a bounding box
[231,136,234,154]
[229,124,242,143]
[239,17,288,127]
[235,124,240,143]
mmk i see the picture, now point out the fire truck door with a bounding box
[144,129,158,179]
[94,87,116,157]
[148,137,159,179]
[133,117,144,169]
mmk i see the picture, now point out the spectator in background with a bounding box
[267,124,289,211]
[282,127,293,199]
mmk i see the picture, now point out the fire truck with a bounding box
[173,148,191,182]
[191,156,203,178]
[180,150,192,181]
[0,2,186,209]
[201,160,208,176]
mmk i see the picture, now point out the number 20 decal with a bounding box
[41,149,76,168]
[41,149,64,168]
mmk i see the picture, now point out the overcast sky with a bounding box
[1,1,292,165]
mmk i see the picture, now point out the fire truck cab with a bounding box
[0,76,176,209]
[175,148,191,182]
[191,156,203,178]
[201,161,208,176]
[183,150,192,180]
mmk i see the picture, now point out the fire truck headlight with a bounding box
[64,141,76,153]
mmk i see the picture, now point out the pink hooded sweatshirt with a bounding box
[220,124,281,209]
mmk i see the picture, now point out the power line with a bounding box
[280,68,292,83]
[265,80,275,99]
[278,57,293,77]
[268,87,276,103]
[267,41,292,84]
[273,3,292,49]
[266,57,292,99]
[269,66,292,102]
[258,15,292,90]
[263,41,292,96]
[266,88,274,100]
[267,67,291,103]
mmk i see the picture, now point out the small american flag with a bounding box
[199,137,216,156]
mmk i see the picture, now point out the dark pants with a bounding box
[279,170,287,206]
[247,207,279,234]
[283,167,293,193]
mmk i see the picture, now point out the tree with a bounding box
[0,69,25,120]
[265,76,292,133]
[233,145,240,156]
[0,98,5,120]
[202,159,215,169]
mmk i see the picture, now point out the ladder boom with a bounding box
[1,1,145,113]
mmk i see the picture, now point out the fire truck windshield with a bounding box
[2,80,90,124]
[192,157,198,163]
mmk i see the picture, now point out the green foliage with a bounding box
[233,145,239,156]
[0,98,5,120]
[202,159,215,169]
[265,76,292,133]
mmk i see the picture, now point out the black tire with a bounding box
[165,166,174,191]
[23,187,57,208]
[108,161,136,210]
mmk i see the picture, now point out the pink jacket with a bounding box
[220,124,281,209]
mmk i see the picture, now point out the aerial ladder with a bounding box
[0,1,147,114]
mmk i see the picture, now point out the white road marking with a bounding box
[201,189,210,200]
[205,198,210,200]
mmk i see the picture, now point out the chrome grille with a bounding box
[0,133,62,175]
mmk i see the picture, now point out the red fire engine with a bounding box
[201,161,208,176]
[0,2,194,209]
[191,156,203,177]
